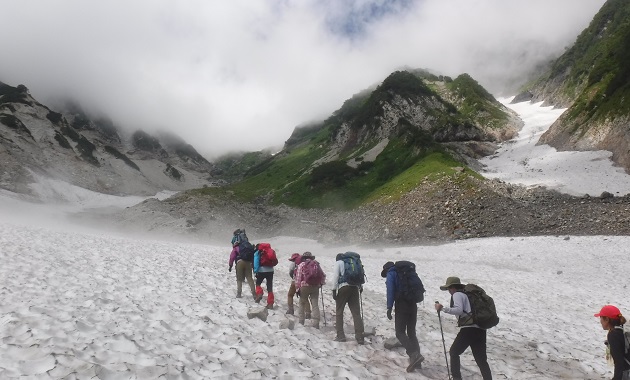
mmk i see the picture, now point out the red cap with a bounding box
[288,253,300,262]
[594,305,621,319]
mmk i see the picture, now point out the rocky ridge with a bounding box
[112,172,630,246]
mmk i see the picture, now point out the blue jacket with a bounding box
[385,267,399,310]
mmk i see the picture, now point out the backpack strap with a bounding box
[618,326,630,365]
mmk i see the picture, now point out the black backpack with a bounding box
[339,252,366,286]
[463,284,500,329]
[394,261,425,303]
[238,241,255,262]
[235,229,249,245]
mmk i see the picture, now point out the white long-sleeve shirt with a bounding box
[331,260,347,291]
[443,291,477,328]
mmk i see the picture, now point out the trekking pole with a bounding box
[320,286,327,326]
[359,288,364,322]
[436,301,452,380]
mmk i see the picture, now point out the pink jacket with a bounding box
[229,246,240,267]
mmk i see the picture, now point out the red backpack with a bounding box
[258,243,278,267]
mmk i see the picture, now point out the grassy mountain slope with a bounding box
[520,0,630,170]
[206,69,515,209]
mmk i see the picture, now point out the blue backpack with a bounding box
[395,261,425,303]
[339,252,365,286]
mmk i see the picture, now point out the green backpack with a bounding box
[463,284,499,329]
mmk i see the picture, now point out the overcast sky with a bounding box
[0,0,605,159]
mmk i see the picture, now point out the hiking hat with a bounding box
[440,276,463,290]
[594,305,622,319]
[381,261,395,278]
[233,229,241,235]
[289,253,301,262]
[302,251,315,260]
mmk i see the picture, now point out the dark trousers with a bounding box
[255,272,274,293]
[395,301,420,357]
[450,327,492,380]
[335,286,364,341]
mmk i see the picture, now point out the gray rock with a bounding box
[279,319,295,330]
[247,307,269,322]
[384,337,402,350]
[363,326,376,336]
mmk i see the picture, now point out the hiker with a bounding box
[594,305,630,380]
[253,243,278,309]
[332,253,365,344]
[286,253,306,316]
[295,252,326,329]
[435,276,492,380]
[229,229,241,260]
[229,229,256,299]
[382,261,424,371]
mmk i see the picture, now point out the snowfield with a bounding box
[1,220,628,379]
[480,99,630,197]
[2,100,630,379]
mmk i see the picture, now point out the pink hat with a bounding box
[594,305,622,319]
[288,253,301,262]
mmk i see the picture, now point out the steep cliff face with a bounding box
[519,0,630,171]
[0,81,216,196]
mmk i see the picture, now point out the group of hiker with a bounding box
[227,228,629,379]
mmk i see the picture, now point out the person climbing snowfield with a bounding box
[295,252,325,329]
[332,252,365,344]
[435,276,493,380]
[594,305,630,380]
[286,253,305,316]
[382,261,425,372]
[253,243,278,309]
[228,229,256,299]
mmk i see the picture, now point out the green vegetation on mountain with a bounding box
[202,69,512,209]
[446,74,509,129]
[532,0,630,122]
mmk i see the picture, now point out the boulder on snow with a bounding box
[362,326,376,336]
[279,318,295,330]
[247,307,268,322]
[384,337,402,350]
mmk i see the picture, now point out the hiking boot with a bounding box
[406,352,425,372]
[299,319,305,325]
[357,339,365,345]
[305,313,311,319]
[334,336,346,342]
[286,308,294,315]
[312,320,320,329]
[255,294,263,303]
[236,293,242,298]
[266,303,274,310]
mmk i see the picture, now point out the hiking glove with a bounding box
[229,266,232,272]
[332,290,337,300]
[387,308,393,320]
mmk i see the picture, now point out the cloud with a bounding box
[0,0,606,158]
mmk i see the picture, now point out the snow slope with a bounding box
[2,100,630,379]
[480,99,630,196]
[1,220,627,379]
